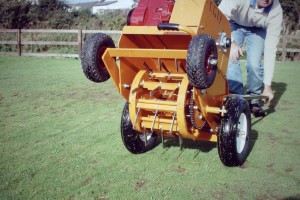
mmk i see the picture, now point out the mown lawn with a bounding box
[0,56,299,200]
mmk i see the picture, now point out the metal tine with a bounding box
[150,82,162,97]
[175,58,178,72]
[158,58,161,71]
[143,61,153,74]
[168,111,177,135]
[160,128,165,148]
[178,134,183,151]
[167,82,180,99]
[133,107,141,130]
[179,62,186,73]
[151,109,159,133]
[161,61,170,73]
[143,128,148,147]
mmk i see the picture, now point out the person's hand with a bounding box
[262,85,274,104]
[230,41,244,63]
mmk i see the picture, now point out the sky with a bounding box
[65,0,134,8]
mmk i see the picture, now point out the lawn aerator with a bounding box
[81,0,253,166]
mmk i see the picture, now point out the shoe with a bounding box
[250,103,266,118]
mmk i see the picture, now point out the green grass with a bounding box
[0,56,299,200]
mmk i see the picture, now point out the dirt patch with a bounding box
[192,188,203,195]
[285,168,293,173]
[50,107,66,114]
[256,194,268,200]
[267,133,278,146]
[176,166,186,173]
[93,196,109,200]
[292,141,300,145]
[281,100,294,106]
[83,176,93,186]
[240,160,248,169]
[212,191,226,200]
[266,163,275,168]
[134,179,147,191]
[281,128,293,135]
[0,94,4,102]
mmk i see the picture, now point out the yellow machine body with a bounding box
[102,0,231,142]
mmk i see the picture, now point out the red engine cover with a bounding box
[129,0,175,26]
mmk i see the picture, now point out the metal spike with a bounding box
[143,128,148,147]
[179,134,183,151]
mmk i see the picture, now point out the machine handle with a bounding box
[157,23,179,31]
[157,23,196,37]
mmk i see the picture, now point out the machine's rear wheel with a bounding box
[81,33,115,82]
[121,102,157,154]
[218,96,252,167]
[186,34,218,89]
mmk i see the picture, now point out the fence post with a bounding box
[78,29,82,58]
[281,34,288,62]
[17,29,22,56]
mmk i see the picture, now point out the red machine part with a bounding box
[128,0,175,26]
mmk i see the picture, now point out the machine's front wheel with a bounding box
[126,8,135,25]
[81,33,115,83]
[218,96,252,167]
[186,34,218,89]
[121,102,157,154]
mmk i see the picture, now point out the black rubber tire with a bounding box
[186,34,218,89]
[126,8,135,25]
[121,102,157,154]
[218,96,252,167]
[81,33,115,83]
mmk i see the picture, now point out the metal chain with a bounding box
[189,89,208,130]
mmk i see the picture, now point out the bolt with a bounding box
[198,114,203,120]
[123,84,130,88]
[208,58,218,66]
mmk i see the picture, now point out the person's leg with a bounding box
[227,21,246,94]
[245,27,266,103]
[244,26,266,117]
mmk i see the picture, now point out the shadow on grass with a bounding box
[281,194,300,200]
[155,136,216,156]
[265,82,287,114]
[248,129,258,156]
[252,82,287,126]
[154,129,259,160]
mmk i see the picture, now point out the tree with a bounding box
[0,0,32,28]
[31,0,74,28]
[281,1,300,35]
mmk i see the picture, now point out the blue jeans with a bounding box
[227,21,266,104]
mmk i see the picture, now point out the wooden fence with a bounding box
[0,29,121,58]
[0,29,299,61]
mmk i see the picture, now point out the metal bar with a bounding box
[150,109,159,132]
[137,102,176,112]
[169,112,177,135]
[138,99,177,106]
[242,95,269,100]
[133,107,141,130]
[107,48,187,59]
[178,134,183,150]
